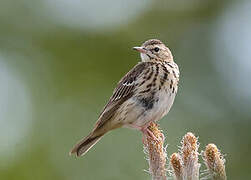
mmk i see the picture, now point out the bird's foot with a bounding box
[126,123,160,144]
[141,125,160,143]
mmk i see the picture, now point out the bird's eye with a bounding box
[154,47,159,52]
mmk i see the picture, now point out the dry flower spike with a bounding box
[181,132,200,180]
[203,144,227,180]
[170,153,183,180]
[144,128,227,180]
[144,122,167,180]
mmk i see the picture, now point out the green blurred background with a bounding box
[1,0,251,179]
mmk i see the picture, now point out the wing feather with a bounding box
[94,62,150,130]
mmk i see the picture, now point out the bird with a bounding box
[70,39,180,157]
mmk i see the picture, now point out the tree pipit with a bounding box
[70,39,180,157]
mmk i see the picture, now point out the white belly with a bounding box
[119,88,176,128]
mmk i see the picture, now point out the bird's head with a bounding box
[133,39,173,63]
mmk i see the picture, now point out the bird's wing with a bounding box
[94,62,149,131]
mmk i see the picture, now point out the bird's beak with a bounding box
[133,47,147,54]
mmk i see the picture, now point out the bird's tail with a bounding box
[70,132,104,157]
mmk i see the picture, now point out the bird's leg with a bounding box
[126,124,146,144]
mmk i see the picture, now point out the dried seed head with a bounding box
[181,132,198,166]
[170,153,183,180]
[181,132,200,180]
[144,122,167,180]
[203,144,226,180]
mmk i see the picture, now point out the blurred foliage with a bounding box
[0,0,251,179]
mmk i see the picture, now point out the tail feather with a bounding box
[70,133,104,157]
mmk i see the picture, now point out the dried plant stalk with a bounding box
[170,153,183,180]
[144,122,167,180]
[203,144,227,180]
[181,132,200,180]
[143,129,227,180]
